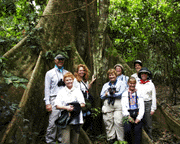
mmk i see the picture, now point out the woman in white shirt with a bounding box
[121,77,144,144]
[55,72,85,144]
[73,64,96,130]
[136,67,156,140]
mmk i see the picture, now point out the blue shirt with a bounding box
[100,79,127,99]
[129,94,138,110]
[117,74,129,87]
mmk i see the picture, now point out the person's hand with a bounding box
[91,74,96,83]
[46,104,52,112]
[105,91,108,97]
[150,111,154,115]
[67,105,74,111]
[128,116,134,123]
[135,118,140,124]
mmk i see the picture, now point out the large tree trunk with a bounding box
[0,0,133,143]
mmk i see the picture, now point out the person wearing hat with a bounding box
[136,67,156,140]
[54,72,85,144]
[131,60,142,83]
[100,69,127,144]
[114,64,129,87]
[44,54,68,144]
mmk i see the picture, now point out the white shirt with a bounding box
[73,78,89,93]
[121,90,144,121]
[55,86,85,124]
[131,73,141,83]
[136,81,156,112]
[44,67,68,105]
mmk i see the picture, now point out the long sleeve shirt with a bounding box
[117,74,129,88]
[73,78,89,93]
[44,66,68,105]
[54,86,85,124]
[121,90,144,121]
[131,73,141,83]
[136,81,156,112]
[100,79,127,100]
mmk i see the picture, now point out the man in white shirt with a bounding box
[131,60,142,83]
[44,54,68,144]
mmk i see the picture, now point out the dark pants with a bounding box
[124,120,143,144]
[142,101,152,139]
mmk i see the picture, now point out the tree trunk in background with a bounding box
[1,0,133,143]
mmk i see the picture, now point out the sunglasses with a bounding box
[57,58,65,61]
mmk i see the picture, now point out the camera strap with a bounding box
[55,68,65,82]
[80,80,89,99]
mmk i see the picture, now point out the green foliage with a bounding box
[2,70,28,89]
[91,107,101,119]
[0,0,47,54]
[44,45,72,61]
[0,57,28,89]
[25,27,43,55]
[122,116,129,124]
[108,0,180,87]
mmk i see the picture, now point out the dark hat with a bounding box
[138,67,152,80]
[134,60,142,67]
[54,54,65,60]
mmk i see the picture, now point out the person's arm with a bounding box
[121,92,130,117]
[88,74,96,89]
[56,105,74,111]
[113,81,126,98]
[44,72,52,111]
[136,95,145,122]
[100,83,109,99]
[151,83,156,115]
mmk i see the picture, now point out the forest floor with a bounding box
[152,85,180,144]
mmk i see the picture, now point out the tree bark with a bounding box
[0,0,134,143]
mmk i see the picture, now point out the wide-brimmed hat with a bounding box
[114,64,124,74]
[134,60,142,67]
[138,67,152,80]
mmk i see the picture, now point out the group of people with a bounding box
[100,60,156,144]
[44,54,156,144]
[44,54,96,144]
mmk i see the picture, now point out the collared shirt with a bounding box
[44,66,68,105]
[136,81,156,112]
[55,86,85,124]
[117,74,129,88]
[131,73,141,83]
[121,90,144,121]
[73,78,89,93]
[100,79,127,100]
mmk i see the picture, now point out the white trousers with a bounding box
[102,99,124,141]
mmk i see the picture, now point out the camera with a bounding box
[108,86,116,95]
[57,79,65,87]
